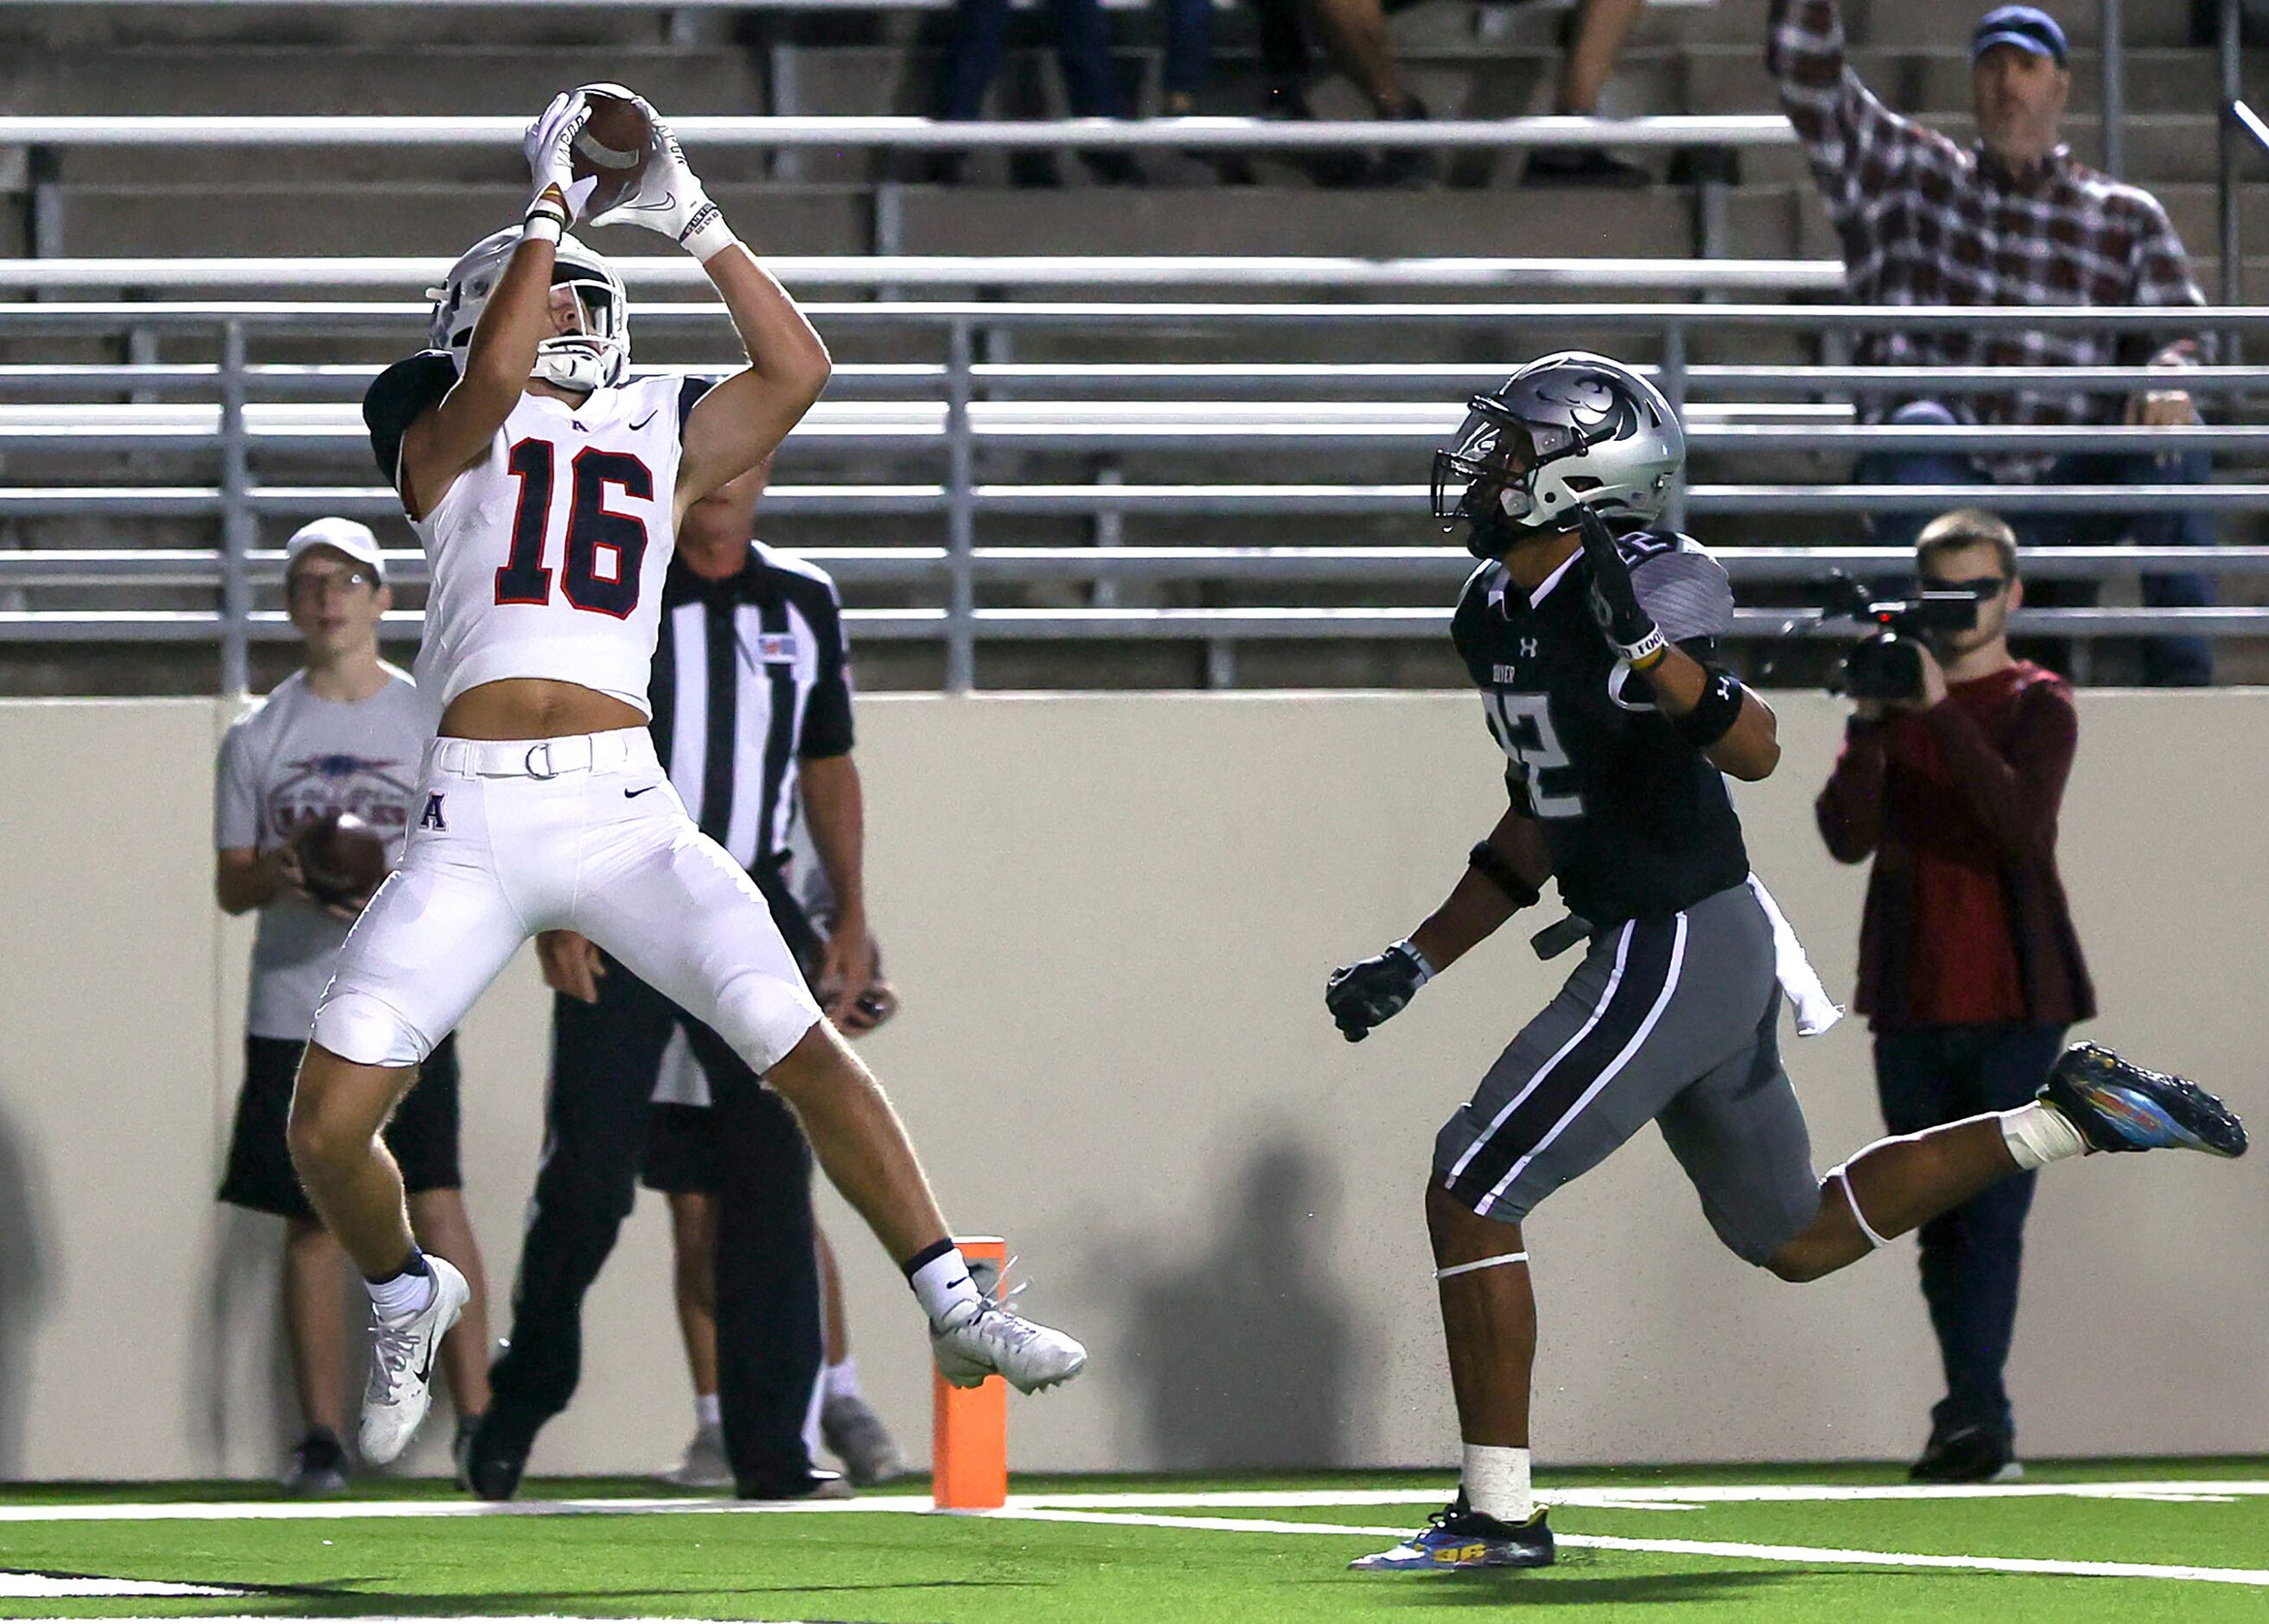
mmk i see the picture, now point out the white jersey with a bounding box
[364,355,706,719]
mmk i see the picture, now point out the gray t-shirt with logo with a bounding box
[214,666,429,1039]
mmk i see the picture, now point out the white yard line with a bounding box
[981,1506,2269,1587]
[0,1576,241,1598]
[3,1480,2266,1524]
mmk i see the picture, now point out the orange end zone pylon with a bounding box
[931,1234,1009,1510]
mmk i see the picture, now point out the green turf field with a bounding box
[3,1461,2266,1622]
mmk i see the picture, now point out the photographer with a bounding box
[1815,508,2094,1485]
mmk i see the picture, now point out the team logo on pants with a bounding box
[419,794,447,831]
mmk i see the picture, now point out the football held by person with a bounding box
[286,85,1085,1470]
[1328,352,2247,1572]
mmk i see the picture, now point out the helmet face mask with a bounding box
[427,228,630,394]
[1433,352,1684,560]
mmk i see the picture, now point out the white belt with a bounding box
[427,728,650,781]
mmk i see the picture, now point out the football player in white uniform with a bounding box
[289,86,1086,1470]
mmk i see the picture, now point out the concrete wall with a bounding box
[1,691,2264,1483]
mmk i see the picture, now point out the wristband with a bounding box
[521,204,566,244]
[1467,841,1542,910]
[1620,626,1668,670]
[680,199,740,262]
[1674,666,1746,749]
[1391,939,1436,983]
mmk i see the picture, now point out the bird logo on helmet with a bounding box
[1432,352,1684,560]
[426,228,631,394]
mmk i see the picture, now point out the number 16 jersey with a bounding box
[365,352,710,719]
[1450,529,1750,927]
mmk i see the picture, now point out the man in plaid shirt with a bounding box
[1768,0,2215,684]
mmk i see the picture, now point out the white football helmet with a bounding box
[426,228,630,393]
[1432,351,1684,555]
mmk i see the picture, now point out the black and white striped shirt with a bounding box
[648,541,854,879]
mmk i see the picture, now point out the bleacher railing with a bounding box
[3,297,2262,692]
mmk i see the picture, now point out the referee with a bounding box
[463,457,872,1502]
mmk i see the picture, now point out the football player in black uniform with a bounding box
[1328,352,2247,1572]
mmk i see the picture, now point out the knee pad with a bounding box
[310,989,433,1070]
[710,969,821,1076]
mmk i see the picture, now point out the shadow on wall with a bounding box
[197,1204,300,1474]
[0,1085,55,1476]
[1121,1139,1369,1470]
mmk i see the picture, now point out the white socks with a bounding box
[365,1260,435,1320]
[2000,1101,2089,1171]
[825,1357,860,1402]
[905,1243,983,1327]
[1463,1443,1532,1525]
[693,1393,721,1431]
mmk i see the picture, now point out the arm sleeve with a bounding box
[1814,717,1889,864]
[1766,0,1949,233]
[1920,680,2079,863]
[1631,541,1735,644]
[362,351,460,489]
[214,719,262,850]
[797,573,856,760]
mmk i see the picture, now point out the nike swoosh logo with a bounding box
[415,1346,436,1388]
[624,784,661,798]
[630,412,656,432]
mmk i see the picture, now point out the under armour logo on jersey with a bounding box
[419,794,447,831]
[1520,638,1538,659]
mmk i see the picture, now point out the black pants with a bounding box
[488,932,822,1492]
[1872,1021,2068,1446]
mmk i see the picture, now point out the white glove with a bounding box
[522,90,599,232]
[586,94,738,260]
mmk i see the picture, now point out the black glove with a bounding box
[1576,504,1666,670]
[1326,940,1434,1043]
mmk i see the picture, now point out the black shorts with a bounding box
[218,1032,463,1221]
[642,1101,722,1196]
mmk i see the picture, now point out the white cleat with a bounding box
[654,1423,732,1489]
[359,1255,469,1466]
[930,1294,1088,1394]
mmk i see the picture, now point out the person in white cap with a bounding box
[214,517,492,1493]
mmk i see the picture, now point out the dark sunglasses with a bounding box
[1918,573,2008,598]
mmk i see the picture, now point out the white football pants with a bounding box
[311,728,821,1071]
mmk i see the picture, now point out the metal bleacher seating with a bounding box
[0,0,2264,692]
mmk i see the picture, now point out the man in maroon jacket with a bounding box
[1817,508,2093,1485]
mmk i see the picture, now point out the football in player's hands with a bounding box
[569,85,657,215]
[293,810,389,911]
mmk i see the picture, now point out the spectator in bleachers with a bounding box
[1246,0,1650,188]
[934,0,1143,184]
[1768,0,2216,685]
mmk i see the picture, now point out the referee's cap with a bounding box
[284,517,387,582]
[1972,5,2068,65]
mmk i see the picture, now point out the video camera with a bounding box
[1819,573,1984,703]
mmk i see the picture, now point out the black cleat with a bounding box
[736,1467,853,1502]
[284,1427,349,1498]
[1909,1423,2022,1485]
[2040,1043,2247,1158]
[1350,1492,1555,1570]
[461,1403,543,1500]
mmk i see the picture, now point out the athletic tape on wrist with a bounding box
[521,211,565,244]
[1392,939,1436,983]
[1435,1250,1529,1281]
[1622,627,1668,669]
[680,201,740,262]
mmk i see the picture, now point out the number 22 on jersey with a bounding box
[495,438,652,618]
[1485,690,1585,819]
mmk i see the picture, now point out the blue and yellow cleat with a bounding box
[2041,1043,2247,1159]
[1350,1494,1554,1571]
